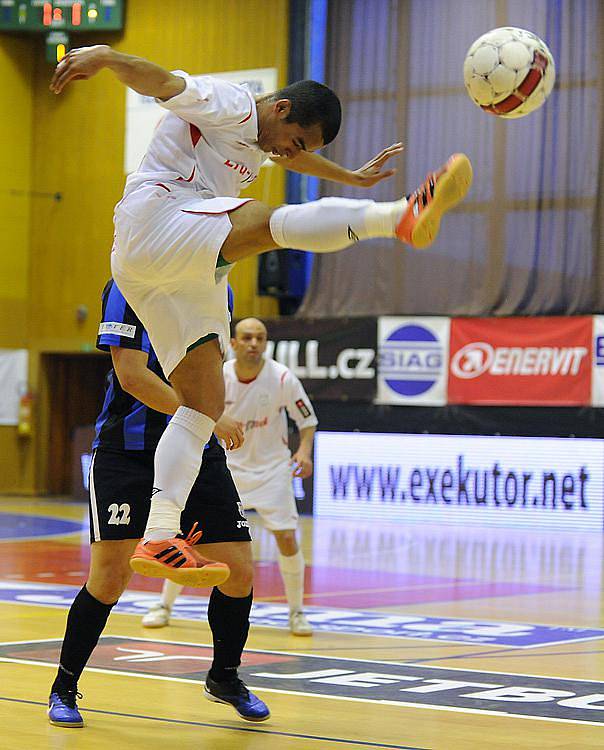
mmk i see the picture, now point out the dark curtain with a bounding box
[299,0,604,317]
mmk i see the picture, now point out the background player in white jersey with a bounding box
[50,47,472,587]
[144,318,317,635]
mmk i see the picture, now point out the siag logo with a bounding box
[378,323,444,396]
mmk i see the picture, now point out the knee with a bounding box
[276,531,299,557]
[220,559,254,598]
[180,395,224,423]
[87,566,129,604]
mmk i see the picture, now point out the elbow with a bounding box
[116,372,143,396]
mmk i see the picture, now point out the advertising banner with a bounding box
[376,317,450,405]
[448,317,592,405]
[591,316,604,407]
[263,318,377,401]
[313,432,604,531]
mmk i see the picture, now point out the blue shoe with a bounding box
[48,688,84,727]
[204,675,270,722]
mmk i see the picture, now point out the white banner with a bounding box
[313,431,604,531]
[591,316,604,406]
[124,67,278,174]
[376,316,449,405]
[0,349,27,425]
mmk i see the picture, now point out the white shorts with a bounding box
[233,463,298,531]
[111,184,252,376]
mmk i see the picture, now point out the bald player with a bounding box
[144,318,318,635]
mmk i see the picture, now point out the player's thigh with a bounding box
[169,336,225,417]
[240,471,299,534]
[180,443,252,544]
[221,200,278,263]
[89,448,154,543]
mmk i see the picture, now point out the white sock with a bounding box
[160,580,184,610]
[269,197,406,253]
[144,406,215,541]
[277,550,305,613]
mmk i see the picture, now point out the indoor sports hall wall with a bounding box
[300,0,604,317]
[0,0,288,493]
[0,37,34,492]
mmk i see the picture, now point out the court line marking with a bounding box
[3,637,604,727]
[3,583,602,650]
[2,657,603,728]
[0,695,427,750]
[2,634,604,684]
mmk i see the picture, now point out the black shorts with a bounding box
[88,444,251,544]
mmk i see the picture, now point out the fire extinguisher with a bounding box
[17,389,34,438]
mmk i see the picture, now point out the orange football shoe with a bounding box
[129,523,230,587]
[396,153,473,249]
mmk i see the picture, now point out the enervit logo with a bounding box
[379,323,444,396]
[451,343,588,379]
[450,342,493,379]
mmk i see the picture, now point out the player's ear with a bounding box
[274,98,292,118]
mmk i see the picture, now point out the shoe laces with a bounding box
[55,686,82,709]
[222,677,250,699]
[183,521,203,546]
[415,176,435,207]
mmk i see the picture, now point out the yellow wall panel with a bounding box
[0,38,35,493]
[1,0,288,493]
[0,37,34,347]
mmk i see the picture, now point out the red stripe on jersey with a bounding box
[176,166,196,182]
[190,123,202,148]
[155,183,171,192]
[238,108,253,125]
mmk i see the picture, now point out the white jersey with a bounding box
[123,72,269,201]
[223,358,318,479]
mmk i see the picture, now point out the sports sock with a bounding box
[51,586,116,692]
[269,197,406,253]
[144,406,215,540]
[277,550,305,613]
[160,580,184,610]
[207,587,252,682]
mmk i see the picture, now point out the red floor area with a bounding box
[1,540,564,607]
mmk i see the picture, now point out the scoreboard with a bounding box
[0,1,124,33]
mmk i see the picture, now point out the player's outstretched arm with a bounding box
[270,143,404,188]
[50,45,185,101]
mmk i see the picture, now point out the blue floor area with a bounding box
[0,512,84,540]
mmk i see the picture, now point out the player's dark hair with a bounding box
[273,80,342,146]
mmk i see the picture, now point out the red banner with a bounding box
[448,317,592,406]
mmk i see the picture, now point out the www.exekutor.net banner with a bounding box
[313,432,604,530]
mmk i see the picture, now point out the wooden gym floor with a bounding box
[0,496,603,749]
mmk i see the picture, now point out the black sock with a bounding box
[51,585,116,693]
[207,587,252,683]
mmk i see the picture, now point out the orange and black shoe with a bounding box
[396,153,473,249]
[129,523,230,588]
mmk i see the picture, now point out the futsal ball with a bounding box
[463,27,555,118]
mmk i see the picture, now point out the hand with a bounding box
[50,45,111,94]
[291,451,313,479]
[214,415,244,450]
[350,142,404,188]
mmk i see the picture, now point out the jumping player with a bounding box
[143,317,317,636]
[50,46,472,586]
[47,281,270,728]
